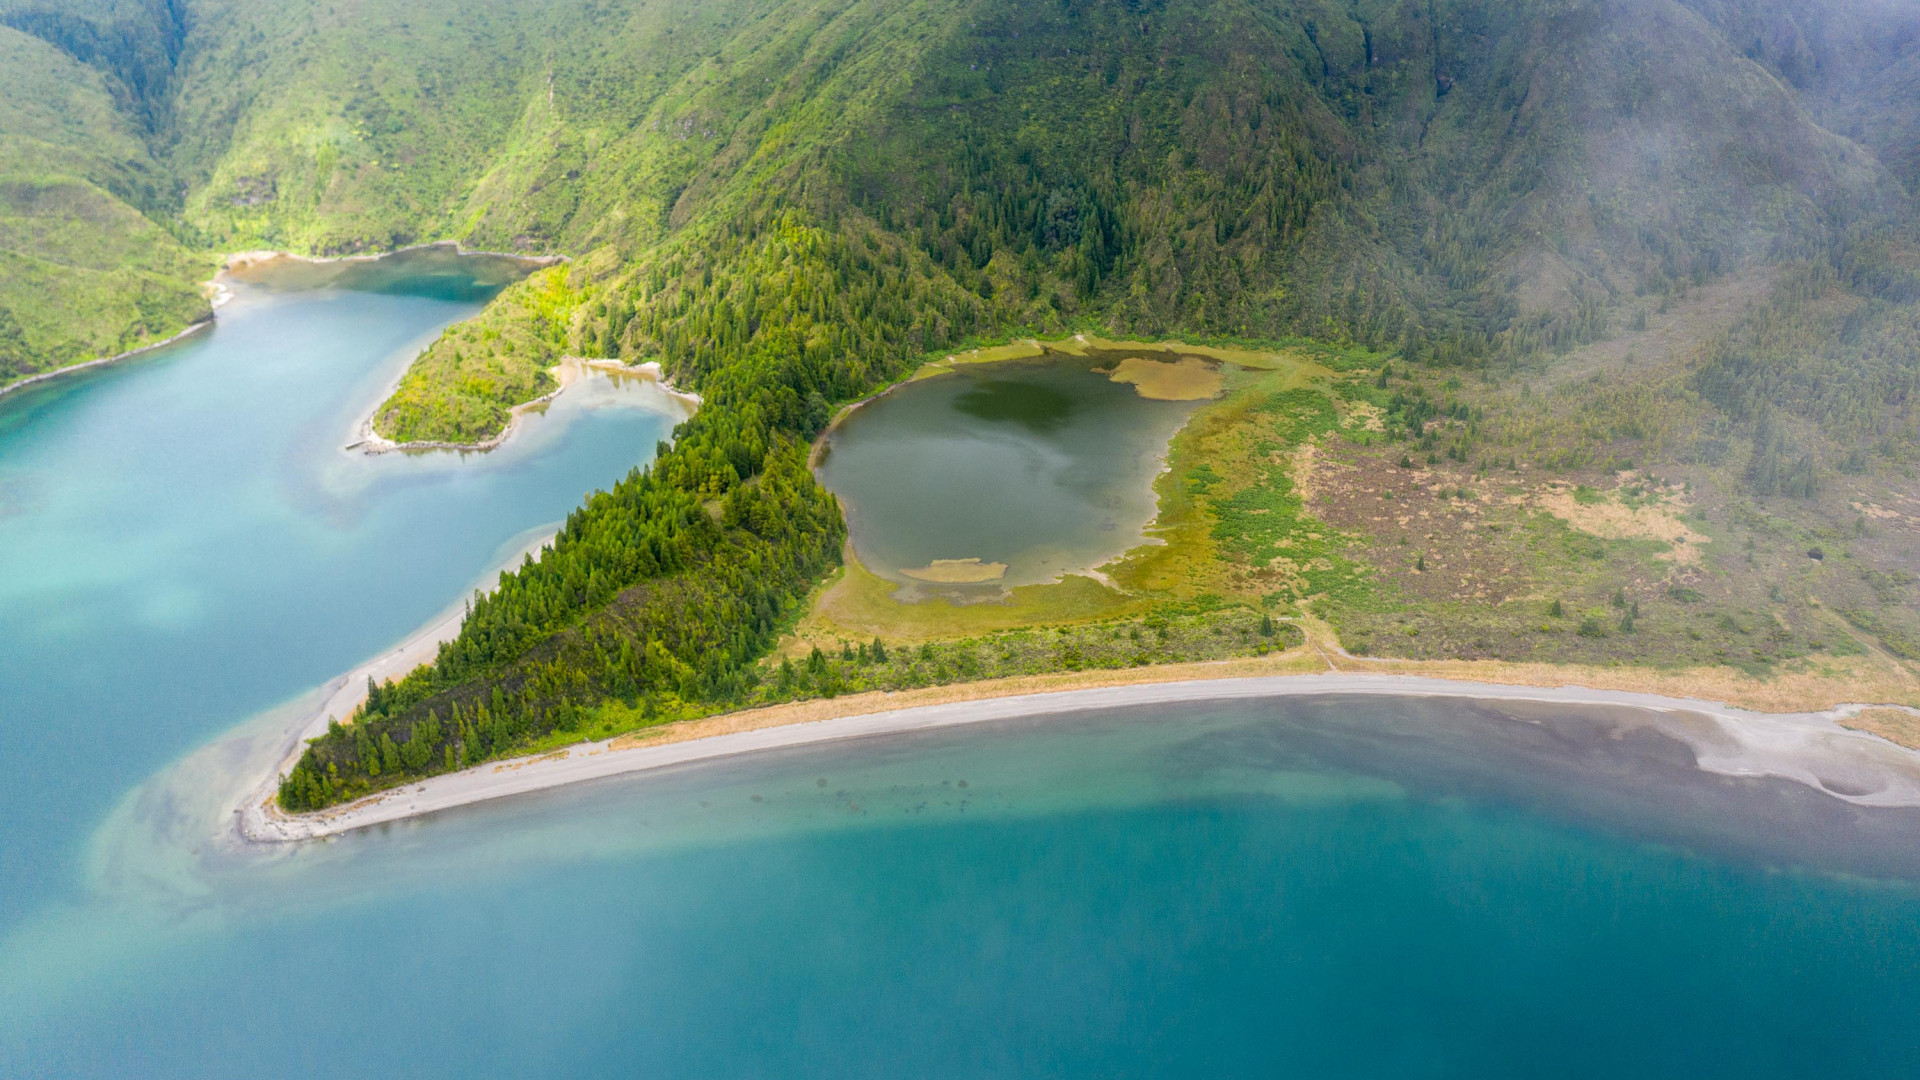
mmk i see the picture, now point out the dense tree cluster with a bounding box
[282,212,949,809]
[238,0,1920,809]
[1694,247,1920,487]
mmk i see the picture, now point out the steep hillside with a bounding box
[2,0,1917,807]
[8,0,1908,387]
[0,16,210,384]
[237,0,1910,424]
[274,0,1920,810]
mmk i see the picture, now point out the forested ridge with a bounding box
[234,0,1920,806]
[4,0,1920,804]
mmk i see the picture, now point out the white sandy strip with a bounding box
[239,674,1920,843]
[234,529,558,837]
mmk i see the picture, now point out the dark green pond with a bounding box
[815,351,1212,592]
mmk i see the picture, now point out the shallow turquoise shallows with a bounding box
[0,250,687,920]
[4,695,1920,1079]
[3,265,1920,1078]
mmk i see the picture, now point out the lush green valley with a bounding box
[5,0,1920,808]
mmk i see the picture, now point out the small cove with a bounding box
[0,248,689,926]
[815,347,1222,595]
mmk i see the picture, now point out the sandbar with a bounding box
[238,653,1920,843]
[1106,356,1225,400]
[900,557,1010,583]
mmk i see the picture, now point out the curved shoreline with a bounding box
[232,329,1920,843]
[232,528,563,843]
[808,334,1228,594]
[222,241,709,457]
[353,359,700,455]
[2,240,562,403]
[805,333,1232,471]
[352,379,569,456]
[0,317,215,399]
[238,657,1920,843]
[226,238,565,271]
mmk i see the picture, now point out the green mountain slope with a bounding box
[189,0,1909,414]
[273,0,1920,809]
[3,0,1918,804]
[0,19,211,384]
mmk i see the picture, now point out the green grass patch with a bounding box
[370,266,585,443]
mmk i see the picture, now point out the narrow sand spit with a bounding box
[239,669,1920,843]
[235,529,559,837]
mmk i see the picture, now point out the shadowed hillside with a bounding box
[3,0,1918,807]
[0,3,209,383]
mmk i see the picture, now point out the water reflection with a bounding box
[818,350,1213,589]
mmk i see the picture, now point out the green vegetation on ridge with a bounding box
[371,266,579,443]
[0,16,211,384]
[2,0,1919,804]
[280,0,1920,805]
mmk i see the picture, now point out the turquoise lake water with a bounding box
[0,249,686,922]
[4,258,1920,1077]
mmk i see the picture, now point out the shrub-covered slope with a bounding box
[0,19,210,384]
[4,0,1919,805]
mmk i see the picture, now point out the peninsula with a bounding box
[1,0,1915,828]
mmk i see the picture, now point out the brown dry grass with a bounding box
[794,547,1144,648]
[1533,480,1707,564]
[1106,356,1226,400]
[1842,707,1920,748]
[610,634,1920,758]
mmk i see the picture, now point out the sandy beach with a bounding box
[234,328,1920,844]
[238,649,1920,843]
[234,528,560,841]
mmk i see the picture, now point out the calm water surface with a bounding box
[0,249,686,919]
[3,276,1919,1077]
[5,696,1920,1078]
[817,352,1206,589]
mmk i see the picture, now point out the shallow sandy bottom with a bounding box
[900,557,1010,583]
[1106,356,1225,400]
[240,662,1920,843]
